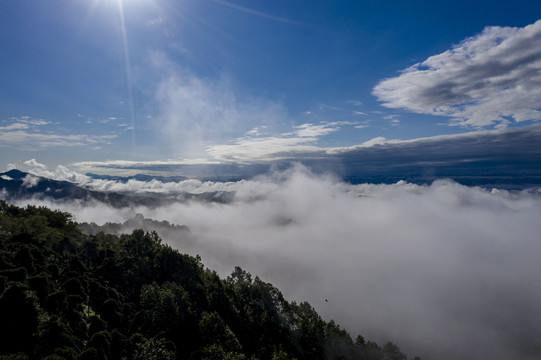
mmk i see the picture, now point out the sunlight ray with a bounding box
[116,0,136,153]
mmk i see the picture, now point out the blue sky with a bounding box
[1,0,541,176]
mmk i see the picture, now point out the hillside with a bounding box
[0,170,234,208]
[0,201,416,360]
[0,169,163,208]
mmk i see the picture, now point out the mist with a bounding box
[12,166,541,360]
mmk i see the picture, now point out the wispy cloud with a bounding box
[294,122,342,137]
[211,0,303,26]
[0,131,117,148]
[383,114,401,126]
[0,123,30,131]
[151,52,289,157]
[352,111,367,115]
[71,158,221,175]
[207,136,321,162]
[373,20,541,128]
[0,116,50,131]
[207,121,356,162]
[0,116,117,149]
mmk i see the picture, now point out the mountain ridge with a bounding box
[0,170,234,207]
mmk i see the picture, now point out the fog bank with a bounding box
[13,167,541,360]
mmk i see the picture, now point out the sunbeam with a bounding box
[116,0,136,153]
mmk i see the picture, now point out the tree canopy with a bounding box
[0,200,414,360]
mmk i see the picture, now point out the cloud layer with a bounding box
[207,122,351,162]
[373,20,541,128]
[62,123,541,189]
[9,166,541,360]
[0,117,117,149]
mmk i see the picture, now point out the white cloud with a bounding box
[294,123,341,137]
[22,174,40,188]
[207,129,393,162]
[21,119,49,126]
[0,116,117,149]
[356,136,390,147]
[0,131,117,148]
[1,117,50,131]
[86,177,244,195]
[12,159,244,195]
[206,121,357,162]
[16,159,93,184]
[0,123,29,131]
[72,158,220,174]
[207,136,322,162]
[244,128,261,136]
[23,159,47,171]
[373,20,541,127]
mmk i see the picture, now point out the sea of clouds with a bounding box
[7,163,541,360]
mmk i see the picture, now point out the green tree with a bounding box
[382,342,406,360]
[133,337,176,360]
[199,311,241,352]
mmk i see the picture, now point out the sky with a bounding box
[1,0,541,177]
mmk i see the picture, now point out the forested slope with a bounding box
[0,201,414,360]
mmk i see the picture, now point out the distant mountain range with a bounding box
[0,169,234,207]
[2,168,540,210]
[85,173,189,183]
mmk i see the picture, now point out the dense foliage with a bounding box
[0,201,415,360]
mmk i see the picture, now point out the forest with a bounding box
[0,200,416,360]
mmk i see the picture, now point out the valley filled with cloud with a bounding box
[5,163,541,360]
